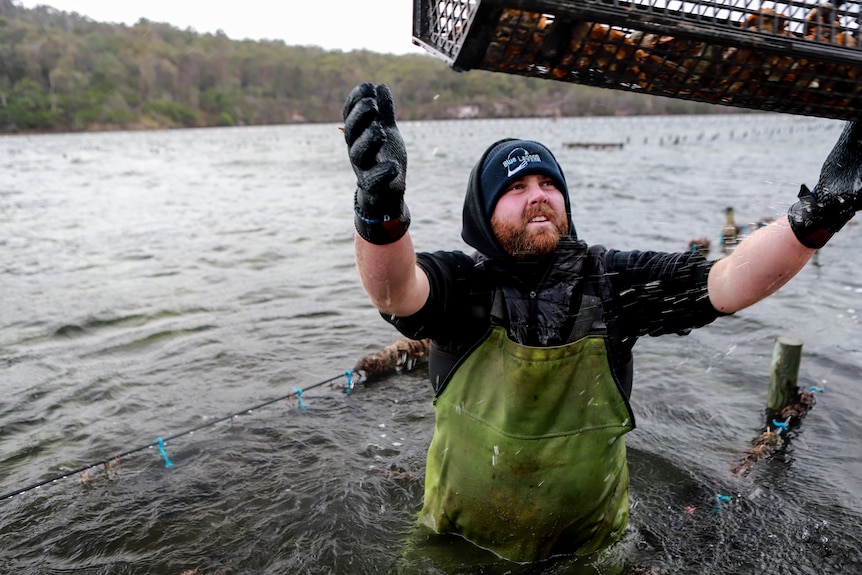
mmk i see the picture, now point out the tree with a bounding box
[3,77,56,130]
[0,2,732,133]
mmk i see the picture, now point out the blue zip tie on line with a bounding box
[711,494,732,516]
[157,437,173,468]
[344,370,355,394]
[772,419,789,434]
[293,388,308,411]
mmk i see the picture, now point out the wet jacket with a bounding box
[386,141,722,395]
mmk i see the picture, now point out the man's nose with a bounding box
[527,183,550,203]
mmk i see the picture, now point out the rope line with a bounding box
[0,372,348,502]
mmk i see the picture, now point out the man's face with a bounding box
[490,174,568,259]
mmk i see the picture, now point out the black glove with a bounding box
[789,121,862,248]
[343,82,409,245]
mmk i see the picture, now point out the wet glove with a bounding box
[789,120,862,248]
[343,82,409,245]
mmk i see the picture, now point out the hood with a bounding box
[461,138,576,261]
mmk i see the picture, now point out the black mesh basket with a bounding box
[412,0,862,119]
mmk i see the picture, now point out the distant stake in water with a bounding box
[767,336,803,413]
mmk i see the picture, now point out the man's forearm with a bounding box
[355,232,430,317]
[708,216,816,314]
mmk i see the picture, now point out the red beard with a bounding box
[491,205,567,259]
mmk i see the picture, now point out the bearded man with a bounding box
[341,82,860,563]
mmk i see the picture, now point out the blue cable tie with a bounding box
[293,388,308,411]
[711,494,732,516]
[157,437,174,468]
[809,386,824,393]
[772,419,789,434]
[345,370,355,394]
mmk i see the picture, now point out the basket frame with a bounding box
[412,0,862,119]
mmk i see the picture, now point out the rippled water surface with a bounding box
[2,114,861,574]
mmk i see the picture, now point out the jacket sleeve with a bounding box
[381,250,487,342]
[604,249,728,337]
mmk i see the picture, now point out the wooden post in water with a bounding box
[767,336,803,412]
[733,337,811,477]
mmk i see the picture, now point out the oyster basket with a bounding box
[412,0,862,120]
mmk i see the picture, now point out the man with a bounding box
[342,82,861,562]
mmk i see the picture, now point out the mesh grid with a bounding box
[412,0,862,119]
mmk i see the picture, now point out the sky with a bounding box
[16,0,428,55]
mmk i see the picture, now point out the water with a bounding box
[1,114,860,574]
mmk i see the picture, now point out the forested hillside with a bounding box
[0,0,731,133]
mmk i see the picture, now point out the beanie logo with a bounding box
[502,147,542,177]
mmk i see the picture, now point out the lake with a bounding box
[1,113,860,574]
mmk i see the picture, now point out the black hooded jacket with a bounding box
[384,140,724,397]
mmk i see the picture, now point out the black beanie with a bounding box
[479,139,569,217]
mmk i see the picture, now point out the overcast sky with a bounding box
[16,0,427,55]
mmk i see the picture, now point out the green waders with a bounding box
[418,326,634,562]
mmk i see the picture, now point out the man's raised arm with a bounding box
[343,82,429,317]
[709,121,862,314]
